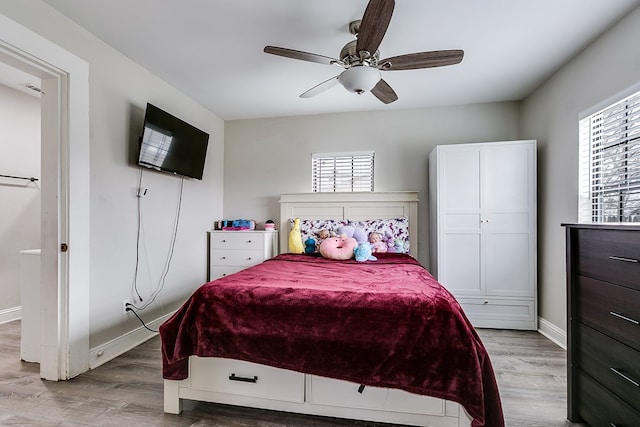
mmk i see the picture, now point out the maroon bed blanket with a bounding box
[160,253,504,427]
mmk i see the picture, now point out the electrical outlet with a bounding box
[122,299,132,315]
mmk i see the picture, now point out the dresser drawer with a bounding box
[576,372,640,426]
[577,325,640,409]
[210,249,265,267]
[210,232,265,250]
[209,266,245,280]
[188,357,304,403]
[576,276,640,352]
[575,228,640,291]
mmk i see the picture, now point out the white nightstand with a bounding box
[207,230,278,281]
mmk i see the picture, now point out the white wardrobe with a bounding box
[429,140,537,330]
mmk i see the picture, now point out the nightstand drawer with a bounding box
[210,249,265,266]
[577,325,640,409]
[576,372,640,426]
[209,266,245,280]
[210,232,265,250]
[575,228,640,291]
[576,276,640,352]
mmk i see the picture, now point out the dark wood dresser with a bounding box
[564,224,640,426]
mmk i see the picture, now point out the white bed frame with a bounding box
[164,191,472,426]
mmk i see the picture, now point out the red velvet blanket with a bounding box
[160,253,504,427]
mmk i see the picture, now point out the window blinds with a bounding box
[312,152,374,192]
[580,91,640,222]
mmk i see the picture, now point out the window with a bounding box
[312,151,374,192]
[579,89,640,222]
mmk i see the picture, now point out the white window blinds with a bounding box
[312,151,374,192]
[579,90,640,222]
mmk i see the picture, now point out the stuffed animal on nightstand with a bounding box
[288,218,305,254]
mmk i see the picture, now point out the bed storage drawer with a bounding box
[188,357,304,403]
[307,375,446,416]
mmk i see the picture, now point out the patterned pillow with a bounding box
[288,218,348,252]
[348,217,410,253]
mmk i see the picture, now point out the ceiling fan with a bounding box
[264,0,464,104]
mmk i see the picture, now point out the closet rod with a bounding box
[0,174,39,182]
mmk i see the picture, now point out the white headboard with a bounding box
[279,191,419,255]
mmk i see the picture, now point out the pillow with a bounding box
[288,218,348,252]
[319,235,358,260]
[348,217,410,253]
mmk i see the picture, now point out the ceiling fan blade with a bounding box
[300,75,340,98]
[264,46,340,66]
[379,50,464,71]
[371,79,398,104]
[356,0,395,55]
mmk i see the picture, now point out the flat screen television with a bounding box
[137,103,209,180]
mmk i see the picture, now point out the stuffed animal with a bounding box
[319,235,358,260]
[336,225,367,244]
[354,242,377,262]
[304,237,316,254]
[368,232,387,253]
[387,238,405,253]
[288,218,305,254]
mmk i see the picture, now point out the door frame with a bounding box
[0,13,90,380]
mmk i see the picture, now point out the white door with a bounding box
[484,143,535,298]
[439,146,483,295]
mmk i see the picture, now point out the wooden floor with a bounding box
[0,320,587,427]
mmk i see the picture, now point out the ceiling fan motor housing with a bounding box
[340,40,380,67]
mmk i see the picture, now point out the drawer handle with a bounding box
[246,257,252,261]
[246,240,252,243]
[221,256,226,260]
[229,373,258,383]
[221,239,226,243]
[609,311,640,325]
[610,367,640,387]
[608,255,639,263]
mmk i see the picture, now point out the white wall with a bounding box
[521,5,640,330]
[0,2,225,349]
[224,102,521,267]
[0,84,40,314]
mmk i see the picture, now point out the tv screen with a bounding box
[138,103,209,180]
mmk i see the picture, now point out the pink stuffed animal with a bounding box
[319,235,358,260]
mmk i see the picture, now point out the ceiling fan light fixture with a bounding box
[338,65,381,95]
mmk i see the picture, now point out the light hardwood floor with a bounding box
[0,320,586,426]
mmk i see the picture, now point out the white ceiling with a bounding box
[7,0,640,119]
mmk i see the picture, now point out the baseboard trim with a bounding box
[89,311,174,370]
[0,306,21,325]
[537,317,566,350]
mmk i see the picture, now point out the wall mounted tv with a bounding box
[137,103,209,180]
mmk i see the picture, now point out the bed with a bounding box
[160,192,504,427]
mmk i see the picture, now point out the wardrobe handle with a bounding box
[608,255,638,263]
[609,311,640,325]
[610,367,640,387]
